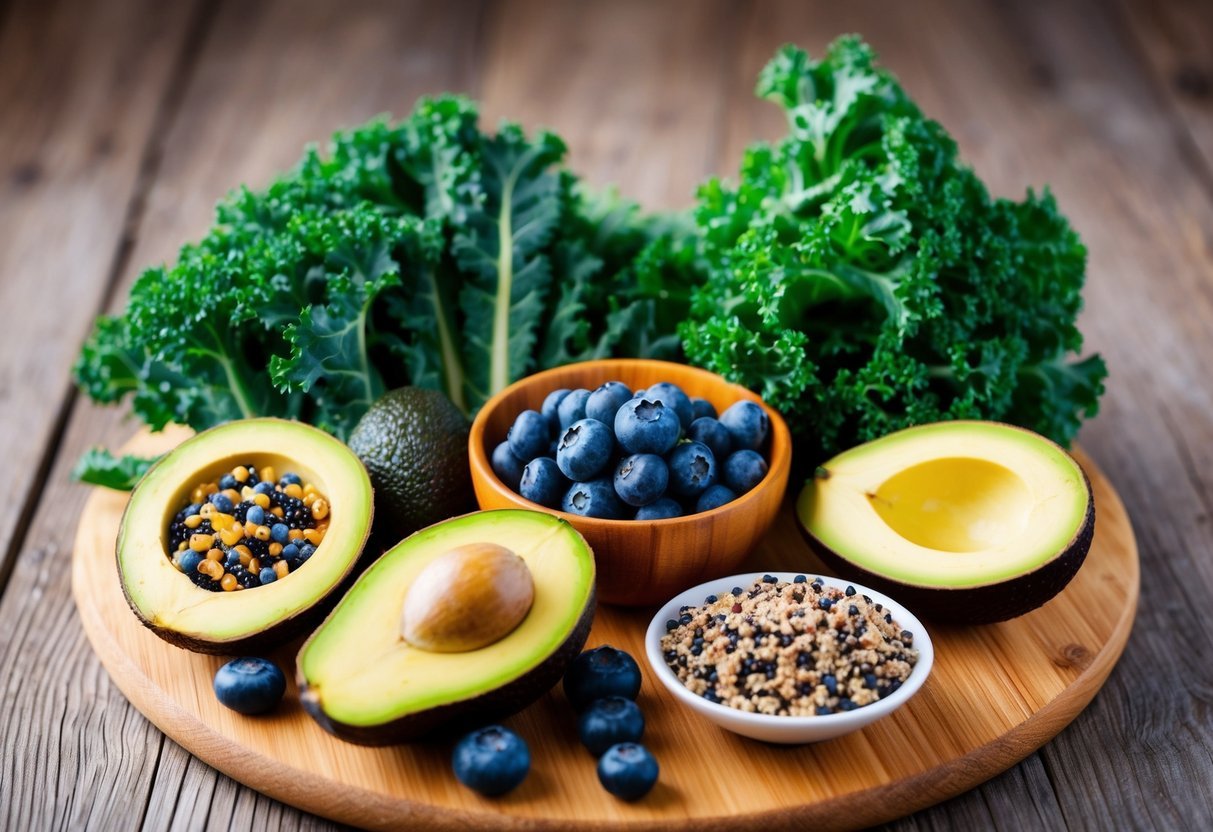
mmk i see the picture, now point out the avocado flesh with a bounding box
[298,510,595,743]
[117,419,373,653]
[797,421,1093,623]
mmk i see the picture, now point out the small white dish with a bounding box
[645,571,934,744]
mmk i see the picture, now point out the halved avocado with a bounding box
[118,418,373,653]
[297,510,596,744]
[796,421,1094,624]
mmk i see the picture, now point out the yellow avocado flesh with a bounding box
[799,422,1089,588]
[118,419,373,644]
[298,510,594,728]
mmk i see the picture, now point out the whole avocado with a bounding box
[347,387,474,540]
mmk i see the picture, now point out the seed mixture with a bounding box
[660,575,918,716]
[166,464,329,592]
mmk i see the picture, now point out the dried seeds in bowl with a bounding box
[659,576,919,716]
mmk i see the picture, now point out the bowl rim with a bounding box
[643,571,935,729]
[467,358,793,527]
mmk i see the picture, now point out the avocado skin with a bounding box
[798,474,1095,625]
[297,587,596,745]
[347,388,474,540]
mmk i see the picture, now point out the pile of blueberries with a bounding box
[453,646,659,801]
[492,380,771,519]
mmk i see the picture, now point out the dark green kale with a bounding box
[678,38,1106,463]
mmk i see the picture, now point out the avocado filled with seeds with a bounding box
[118,418,374,654]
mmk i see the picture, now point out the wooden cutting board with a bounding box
[72,427,1138,831]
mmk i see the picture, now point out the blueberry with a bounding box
[209,492,234,513]
[252,481,276,496]
[556,388,591,429]
[563,645,642,710]
[541,388,572,431]
[452,725,530,797]
[719,400,769,451]
[687,416,732,462]
[634,497,683,520]
[219,474,238,491]
[213,657,286,715]
[695,483,736,512]
[614,399,681,455]
[259,567,277,584]
[245,505,265,526]
[270,523,290,543]
[666,441,717,499]
[178,550,203,574]
[722,449,769,495]
[586,381,633,425]
[519,457,568,508]
[491,441,527,491]
[578,697,645,756]
[597,743,659,801]
[279,472,302,487]
[562,478,625,519]
[690,397,717,420]
[556,419,614,481]
[281,543,300,561]
[224,550,241,569]
[507,409,550,461]
[633,388,646,398]
[644,382,694,431]
[613,453,669,507]
[298,543,316,562]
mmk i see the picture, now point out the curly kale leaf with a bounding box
[72,448,162,491]
[678,37,1106,463]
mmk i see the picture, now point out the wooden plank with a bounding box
[0,0,202,593]
[1118,0,1213,185]
[718,0,1213,827]
[0,0,482,829]
[478,0,738,209]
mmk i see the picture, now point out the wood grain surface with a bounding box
[3,0,1213,829]
[73,429,1136,831]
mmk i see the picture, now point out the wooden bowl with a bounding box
[468,359,792,605]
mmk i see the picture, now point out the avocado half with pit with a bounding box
[118,418,373,653]
[297,510,596,744]
[796,421,1094,624]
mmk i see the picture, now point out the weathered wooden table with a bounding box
[3,0,1210,828]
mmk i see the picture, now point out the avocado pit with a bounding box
[401,542,534,652]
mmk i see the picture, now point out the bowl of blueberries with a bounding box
[468,359,791,605]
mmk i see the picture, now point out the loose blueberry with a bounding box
[614,399,681,455]
[644,382,694,431]
[540,388,572,431]
[586,381,633,425]
[252,481,275,496]
[613,453,669,507]
[259,567,276,584]
[562,478,626,519]
[452,725,531,797]
[597,743,659,801]
[690,397,717,421]
[556,418,614,481]
[634,497,683,520]
[578,697,646,756]
[563,645,643,710]
[556,388,591,429]
[224,550,241,569]
[271,523,290,544]
[695,483,737,512]
[722,448,768,495]
[666,441,717,499]
[507,409,551,461]
[213,657,286,715]
[687,416,732,462]
[491,441,527,491]
[209,492,234,513]
[245,505,265,526]
[719,400,769,451]
[519,457,568,508]
[298,543,316,563]
[219,474,238,491]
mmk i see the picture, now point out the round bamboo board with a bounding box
[73,427,1138,831]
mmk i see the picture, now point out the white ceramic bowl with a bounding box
[645,572,934,744]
